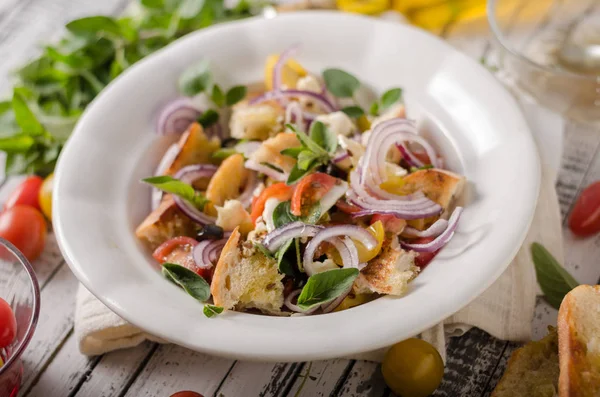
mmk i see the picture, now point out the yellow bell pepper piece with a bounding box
[380,174,406,195]
[264,55,307,91]
[334,293,375,312]
[336,0,390,15]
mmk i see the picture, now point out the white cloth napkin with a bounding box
[74,102,564,360]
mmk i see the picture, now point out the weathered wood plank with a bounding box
[286,359,352,397]
[481,342,520,397]
[215,361,302,397]
[122,344,234,397]
[335,361,386,397]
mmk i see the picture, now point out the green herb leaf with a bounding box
[309,121,337,154]
[301,202,322,224]
[162,263,211,301]
[286,163,308,185]
[178,60,211,96]
[143,175,208,209]
[203,304,224,318]
[379,88,403,111]
[297,150,320,171]
[295,128,327,157]
[273,201,298,228]
[198,109,219,128]
[141,0,165,8]
[225,85,247,106]
[0,135,35,152]
[322,68,360,98]
[369,102,379,116]
[211,84,225,107]
[341,106,364,118]
[12,90,44,135]
[66,16,122,38]
[255,243,275,258]
[276,239,295,276]
[531,242,579,309]
[212,147,237,161]
[280,147,303,159]
[297,268,359,310]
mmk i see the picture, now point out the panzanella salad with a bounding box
[136,46,465,318]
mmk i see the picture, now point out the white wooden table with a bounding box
[2,1,599,396]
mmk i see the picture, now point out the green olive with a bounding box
[382,338,444,397]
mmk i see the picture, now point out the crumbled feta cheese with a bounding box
[216,200,252,231]
[312,258,339,274]
[315,111,356,137]
[296,75,321,93]
[263,198,281,232]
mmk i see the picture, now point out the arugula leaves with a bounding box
[0,0,253,176]
[283,122,338,184]
[322,69,360,98]
[297,268,359,310]
[143,175,209,209]
[531,243,579,309]
[162,263,211,301]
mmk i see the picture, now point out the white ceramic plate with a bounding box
[54,11,540,361]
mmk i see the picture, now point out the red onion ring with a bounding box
[285,101,304,129]
[172,164,218,225]
[245,159,288,182]
[400,207,463,252]
[273,44,300,92]
[397,143,423,168]
[284,289,319,314]
[332,151,350,164]
[193,238,227,270]
[237,171,258,209]
[151,143,181,210]
[263,222,323,252]
[157,97,201,135]
[303,226,375,276]
[402,218,449,238]
[249,89,336,113]
[321,285,352,313]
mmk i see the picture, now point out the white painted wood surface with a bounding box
[0,1,598,396]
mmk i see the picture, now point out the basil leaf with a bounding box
[297,150,321,171]
[286,163,308,185]
[203,304,224,318]
[301,203,321,224]
[322,68,360,98]
[255,243,275,258]
[211,84,225,107]
[142,175,208,209]
[273,201,298,228]
[66,16,122,38]
[369,102,379,116]
[297,268,359,310]
[280,147,303,159]
[162,263,211,301]
[295,128,327,157]
[309,121,337,154]
[532,242,579,309]
[276,239,295,276]
[12,91,44,135]
[0,135,35,152]
[225,85,247,106]
[380,88,403,111]
[178,60,211,96]
[198,109,219,128]
[341,106,364,118]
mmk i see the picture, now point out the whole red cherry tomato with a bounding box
[0,206,47,261]
[0,297,16,348]
[569,181,600,237]
[4,176,43,211]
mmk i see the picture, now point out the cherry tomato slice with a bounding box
[152,237,215,281]
[371,214,406,234]
[250,183,293,223]
[569,181,600,237]
[335,199,361,214]
[291,173,337,217]
[412,237,439,269]
[4,176,43,211]
[0,298,16,348]
[0,206,47,262]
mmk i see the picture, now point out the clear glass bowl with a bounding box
[0,238,40,397]
[487,0,600,123]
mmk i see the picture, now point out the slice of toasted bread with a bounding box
[229,100,284,141]
[205,153,249,207]
[402,169,465,211]
[249,132,300,174]
[558,285,600,397]
[135,195,196,250]
[491,328,560,397]
[164,122,220,176]
[211,228,285,315]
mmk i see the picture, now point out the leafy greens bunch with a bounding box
[0,0,253,176]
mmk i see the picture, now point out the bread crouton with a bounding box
[249,132,300,174]
[558,285,600,397]
[211,228,285,315]
[135,195,196,250]
[354,241,418,296]
[206,153,249,207]
[165,122,220,176]
[229,100,284,141]
[402,168,465,211]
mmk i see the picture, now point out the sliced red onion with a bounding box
[303,226,375,276]
[193,239,227,270]
[235,141,261,158]
[402,218,449,238]
[263,222,323,252]
[151,143,181,210]
[321,285,352,313]
[249,89,336,113]
[157,97,201,135]
[397,143,423,168]
[285,101,304,130]
[332,151,350,164]
[173,164,218,225]
[273,44,300,92]
[400,207,463,252]
[237,171,258,209]
[245,159,288,182]
[284,289,319,314]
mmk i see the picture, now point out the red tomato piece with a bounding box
[335,199,361,214]
[4,176,43,211]
[412,237,439,269]
[0,206,47,262]
[371,214,406,234]
[250,183,293,223]
[169,392,204,397]
[569,181,600,237]
[0,297,16,348]
[152,236,206,273]
[291,173,337,217]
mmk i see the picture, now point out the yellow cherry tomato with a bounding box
[38,173,54,221]
[333,292,374,312]
[382,338,444,397]
[355,220,384,263]
[264,55,307,91]
[380,174,406,195]
[337,0,390,15]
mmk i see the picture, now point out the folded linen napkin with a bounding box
[74,101,564,361]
